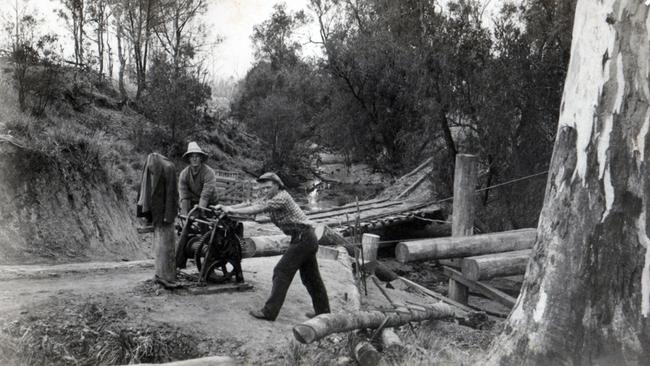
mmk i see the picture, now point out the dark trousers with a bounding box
[262,227,330,320]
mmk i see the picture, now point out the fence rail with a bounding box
[213,170,254,204]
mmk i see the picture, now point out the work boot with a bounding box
[249,309,274,321]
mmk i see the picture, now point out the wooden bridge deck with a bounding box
[256,198,444,236]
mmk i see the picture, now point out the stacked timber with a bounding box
[394,228,536,263]
[394,228,537,309]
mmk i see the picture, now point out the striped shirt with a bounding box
[264,190,313,234]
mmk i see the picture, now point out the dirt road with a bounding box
[0,251,359,365]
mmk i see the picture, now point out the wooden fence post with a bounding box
[448,154,477,304]
[361,233,380,264]
[154,224,177,285]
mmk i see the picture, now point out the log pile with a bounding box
[394,228,536,263]
[394,228,537,310]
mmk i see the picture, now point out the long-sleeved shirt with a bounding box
[264,190,314,234]
[178,164,218,208]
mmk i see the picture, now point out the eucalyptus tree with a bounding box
[486,0,650,363]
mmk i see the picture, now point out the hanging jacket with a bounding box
[137,153,179,226]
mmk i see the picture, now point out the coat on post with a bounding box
[137,153,179,226]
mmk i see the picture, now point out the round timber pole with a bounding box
[448,154,478,304]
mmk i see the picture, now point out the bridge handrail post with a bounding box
[447,154,478,304]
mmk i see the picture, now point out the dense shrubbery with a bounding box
[232,4,325,175]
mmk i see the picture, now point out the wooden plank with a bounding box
[338,214,415,236]
[442,267,516,308]
[396,172,430,200]
[336,207,443,236]
[398,276,472,315]
[401,157,434,179]
[324,201,442,227]
[306,198,389,215]
[254,199,398,224]
[307,200,404,220]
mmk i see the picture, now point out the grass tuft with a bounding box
[1,297,205,366]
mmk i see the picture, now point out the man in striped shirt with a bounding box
[216,172,330,321]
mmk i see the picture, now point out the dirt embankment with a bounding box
[0,142,147,264]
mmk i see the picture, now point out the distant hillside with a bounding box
[0,61,263,264]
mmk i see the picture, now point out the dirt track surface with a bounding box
[0,252,359,365]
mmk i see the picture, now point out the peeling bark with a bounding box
[486,1,650,365]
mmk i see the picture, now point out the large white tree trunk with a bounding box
[486,1,650,364]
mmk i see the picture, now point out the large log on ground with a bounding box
[244,225,351,257]
[292,305,455,344]
[242,235,290,257]
[394,228,536,263]
[461,249,532,280]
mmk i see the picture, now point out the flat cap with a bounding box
[257,172,285,189]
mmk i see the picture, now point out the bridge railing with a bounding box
[213,170,255,205]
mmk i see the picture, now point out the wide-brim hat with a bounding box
[182,141,208,160]
[257,172,285,189]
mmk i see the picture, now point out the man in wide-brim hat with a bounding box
[178,141,218,214]
[215,172,331,321]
